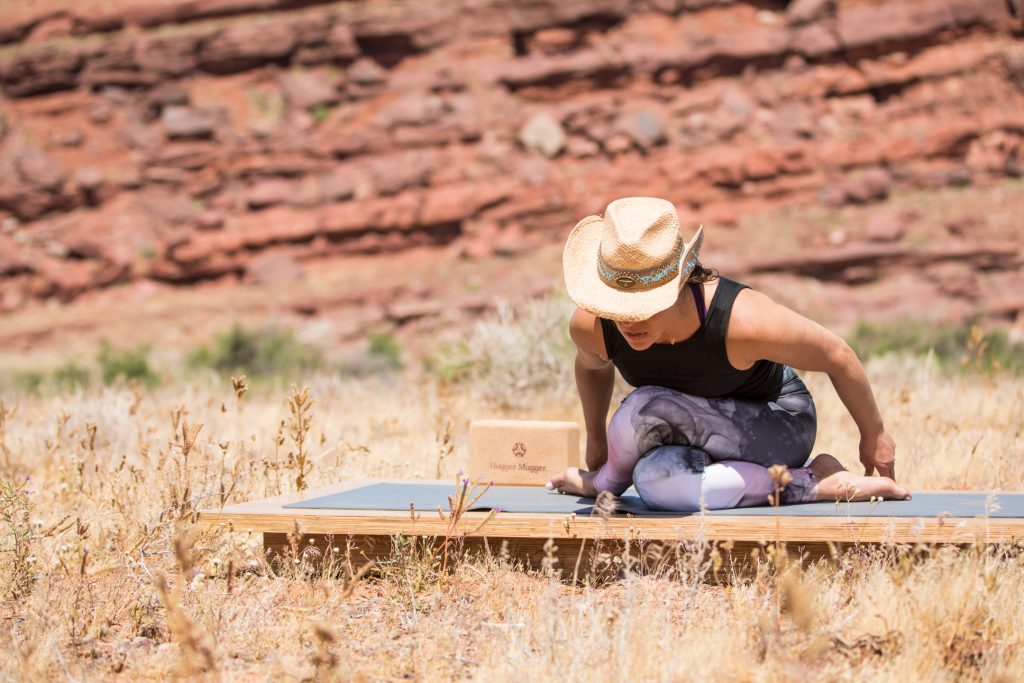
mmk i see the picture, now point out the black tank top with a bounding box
[599,277,784,400]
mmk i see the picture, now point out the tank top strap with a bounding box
[705,277,748,353]
[689,282,706,325]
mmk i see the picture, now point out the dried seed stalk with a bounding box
[286,385,316,492]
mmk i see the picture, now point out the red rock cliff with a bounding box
[0,0,1022,324]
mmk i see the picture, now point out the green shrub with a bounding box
[1,361,91,396]
[98,343,159,387]
[968,327,1024,374]
[52,360,91,391]
[310,104,332,124]
[334,330,404,378]
[423,340,475,383]
[12,371,44,395]
[368,330,403,370]
[848,320,1024,374]
[188,324,323,378]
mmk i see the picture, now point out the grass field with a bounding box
[1,294,1023,681]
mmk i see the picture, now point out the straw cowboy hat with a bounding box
[562,197,704,322]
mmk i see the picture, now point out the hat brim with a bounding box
[563,216,704,322]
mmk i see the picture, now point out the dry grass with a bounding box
[1,299,1023,681]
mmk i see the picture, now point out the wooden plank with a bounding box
[260,533,835,581]
[198,479,1024,546]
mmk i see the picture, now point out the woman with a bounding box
[546,197,909,511]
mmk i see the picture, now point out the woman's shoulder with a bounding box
[723,280,801,349]
[707,275,757,313]
[569,307,604,349]
[718,276,771,325]
[569,308,611,363]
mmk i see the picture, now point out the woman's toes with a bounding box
[884,479,911,500]
[816,471,911,502]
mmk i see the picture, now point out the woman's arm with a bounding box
[546,310,614,498]
[569,309,616,470]
[726,289,897,480]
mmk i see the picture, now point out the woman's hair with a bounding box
[687,261,719,284]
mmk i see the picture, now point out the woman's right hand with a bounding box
[860,429,896,480]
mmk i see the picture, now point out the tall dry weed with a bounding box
[0,400,14,475]
[1,475,36,599]
[286,385,315,492]
[154,525,218,677]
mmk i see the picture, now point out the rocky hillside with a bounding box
[0,0,1022,337]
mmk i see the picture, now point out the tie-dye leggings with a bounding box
[595,367,819,511]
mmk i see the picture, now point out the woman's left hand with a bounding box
[860,430,896,480]
[546,467,599,497]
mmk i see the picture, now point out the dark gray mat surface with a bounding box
[283,483,1024,518]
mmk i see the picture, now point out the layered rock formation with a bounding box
[0,0,1022,326]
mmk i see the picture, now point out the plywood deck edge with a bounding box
[197,509,1024,545]
[197,481,1024,545]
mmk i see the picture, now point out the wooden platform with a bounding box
[197,479,1024,575]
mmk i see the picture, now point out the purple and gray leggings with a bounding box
[595,367,819,511]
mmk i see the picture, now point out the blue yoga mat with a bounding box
[283,483,1024,518]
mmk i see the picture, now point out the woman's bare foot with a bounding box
[545,467,599,498]
[809,453,911,502]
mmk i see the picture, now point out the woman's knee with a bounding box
[610,385,690,439]
[613,386,663,424]
[632,446,708,512]
[607,386,663,454]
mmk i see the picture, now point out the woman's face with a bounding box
[614,304,677,350]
